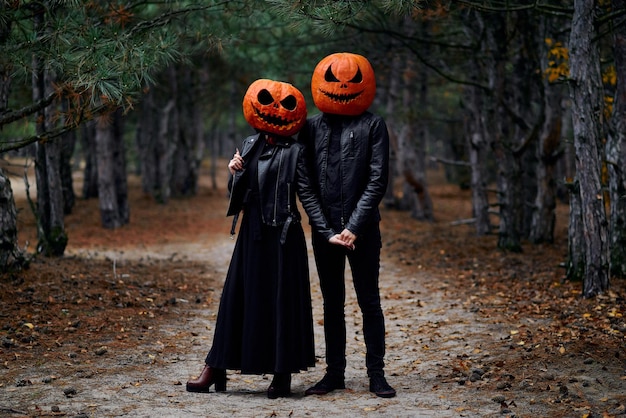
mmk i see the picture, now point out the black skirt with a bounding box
[205,201,315,374]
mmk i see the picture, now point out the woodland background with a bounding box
[1,2,626,416]
[1,0,625,295]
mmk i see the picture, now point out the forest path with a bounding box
[1,168,624,417]
[55,231,510,418]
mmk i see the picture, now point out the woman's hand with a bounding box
[228,148,243,175]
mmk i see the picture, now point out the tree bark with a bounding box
[383,50,401,209]
[568,0,610,296]
[606,0,626,278]
[81,120,98,199]
[136,86,157,196]
[95,108,129,229]
[60,98,76,214]
[32,6,67,257]
[464,85,491,236]
[403,61,434,221]
[0,169,26,272]
[171,66,204,197]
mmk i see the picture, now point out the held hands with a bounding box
[228,148,243,175]
[329,229,357,250]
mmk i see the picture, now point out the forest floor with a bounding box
[0,162,625,418]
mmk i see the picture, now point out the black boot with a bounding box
[267,373,291,399]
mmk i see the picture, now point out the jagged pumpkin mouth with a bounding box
[318,88,364,104]
[252,105,299,130]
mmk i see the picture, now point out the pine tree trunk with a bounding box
[95,109,129,229]
[530,86,562,244]
[156,99,176,204]
[528,16,563,244]
[32,6,67,257]
[0,169,26,271]
[409,31,434,222]
[461,10,492,236]
[484,15,523,252]
[171,66,204,197]
[607,0,626,278]
[81,120,98,199]
[568,0,610,296]
[136,87,157,196]
[60,98,76,214]
[383,51,401,209]
[465,85,491,235]
[567,180,585,281]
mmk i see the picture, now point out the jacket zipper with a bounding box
[272,147,284,226]
[340,132,352,229]
[287,182,291,213]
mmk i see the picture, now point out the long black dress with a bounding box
[205,139,315,374]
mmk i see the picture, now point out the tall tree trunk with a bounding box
[0,169,26,271]
[529,93,560,244]
[567,180,585,280]
[403,57,434,221]
[528,17,564,244]
[407,22,434,221]
[156,99,176,203]
[484,14,523,252]
[0,5,23,270]
[606,0,626,278]
[460,9,492,236]
[171,66,204,197]
[60,97,76,214]
[530,31,564,244]
[464,85,491,236]
[81,120,98,199]
[32,6,67,257]
[136,86,157,196]
[568,0,609,296]
[95,108,129,229]
[383,50,401,209]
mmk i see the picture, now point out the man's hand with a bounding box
[339,229,356,247]
[329,232,355,250]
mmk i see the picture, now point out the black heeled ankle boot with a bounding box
[186,365,227,393]
[267,373,291,399]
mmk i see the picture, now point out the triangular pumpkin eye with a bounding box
[324,65,340,82]
[280,95,297,111]
[258,89,274,105]
[349,68,363,83]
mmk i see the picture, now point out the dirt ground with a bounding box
[1,162,625,418]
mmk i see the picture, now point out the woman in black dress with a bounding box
[186,79,323,398]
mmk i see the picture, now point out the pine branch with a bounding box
[0,103,111,154]
[0,92,56,127]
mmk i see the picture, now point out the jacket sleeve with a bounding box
[345,116,390,236]
[296,131,335,240]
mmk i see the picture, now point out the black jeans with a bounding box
[312,224,386,377]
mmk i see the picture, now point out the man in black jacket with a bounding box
[297,52,396,398]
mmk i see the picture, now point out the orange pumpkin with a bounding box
[311,52,376,116]
[242,79,307,137]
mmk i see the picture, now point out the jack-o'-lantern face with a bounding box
[242,79,307,137]
[311,52,376,116]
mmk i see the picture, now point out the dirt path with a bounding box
[1,169,625,417]
[0,237,504,417]
[3,232,624,418]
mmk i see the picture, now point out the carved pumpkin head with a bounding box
[311,52,376,116]
[242,79,307,137]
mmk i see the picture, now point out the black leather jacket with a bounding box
[227,133,314,243]
[297,112,390,240]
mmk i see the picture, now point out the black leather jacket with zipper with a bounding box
[227,133,328,244]
[297,111,390,241]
